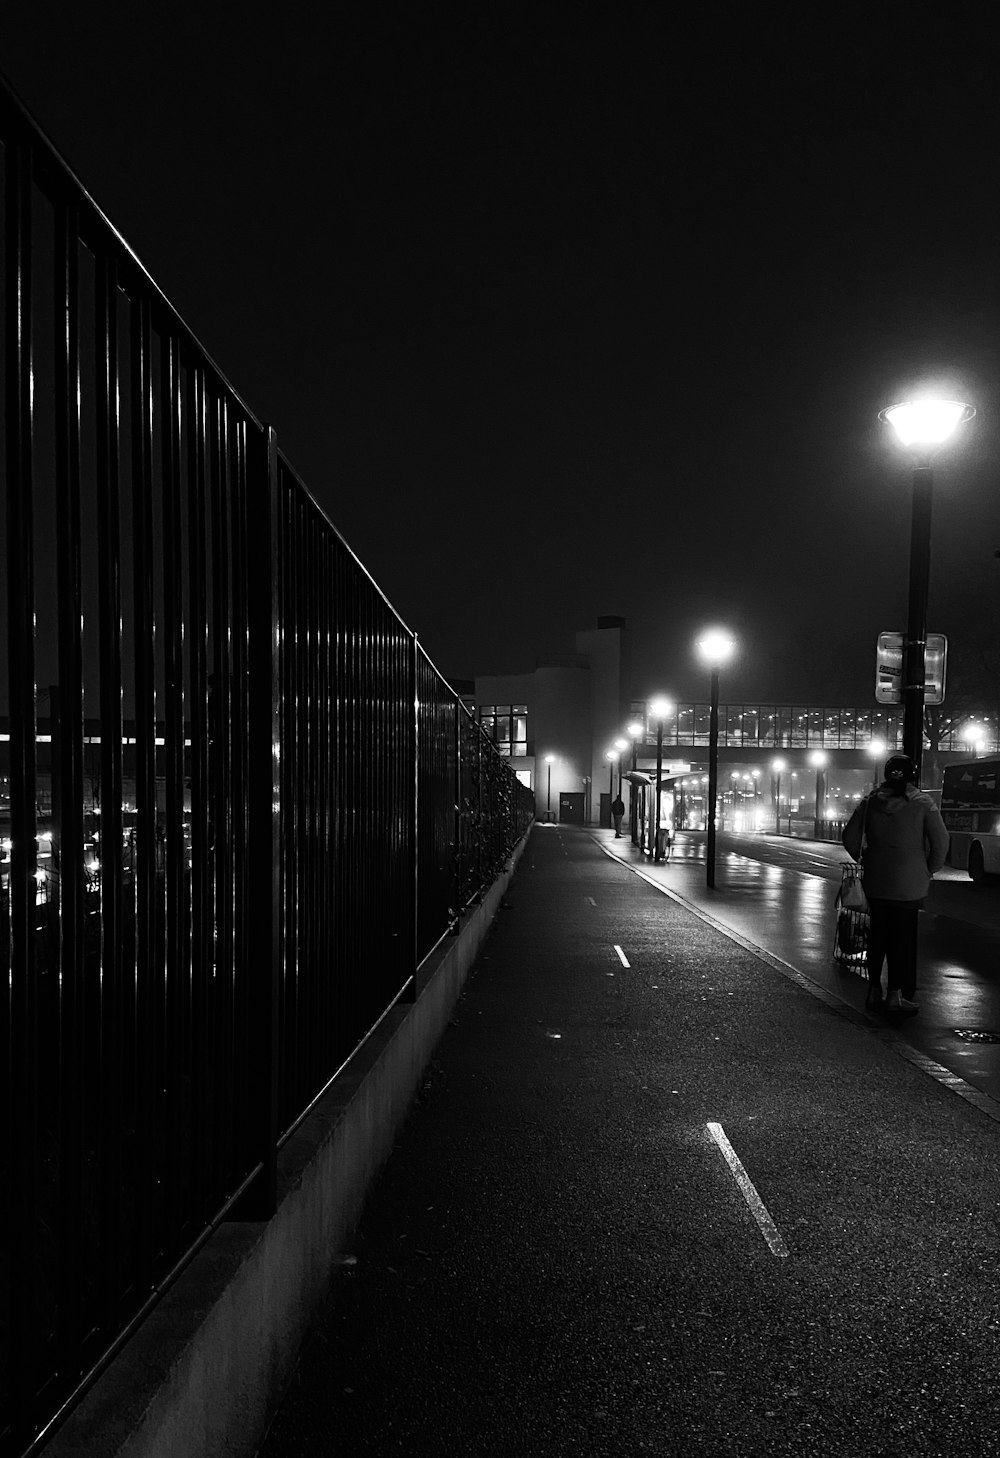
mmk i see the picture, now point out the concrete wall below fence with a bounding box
[43,829,532,1458]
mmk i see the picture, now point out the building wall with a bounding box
[474,663,593,820]
[474,617,631,825]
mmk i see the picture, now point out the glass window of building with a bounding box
[480,704,529,757]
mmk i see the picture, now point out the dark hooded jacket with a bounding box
[842,783,949,903]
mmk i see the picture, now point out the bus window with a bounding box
[940,758,1000,883]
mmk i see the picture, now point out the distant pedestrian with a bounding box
[611,794,625,837]
[842,753,949,1016]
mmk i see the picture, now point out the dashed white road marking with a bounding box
[613,944,630,967]
[585,896,596,906]
[706,1122,789,1258]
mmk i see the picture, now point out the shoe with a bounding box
[885,990,919,1016]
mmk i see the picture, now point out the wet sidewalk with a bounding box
[258,824,1000,1457]
[597,825,1000,1107]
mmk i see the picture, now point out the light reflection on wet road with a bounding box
[599,828,1000,1104]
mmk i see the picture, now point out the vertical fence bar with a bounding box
[5,132,42,1439]
[53,195,86,1375]
[229,413,251,1187]
[130,293,158,1287]
[185,361,212,1220]
[159,331,186,1249]
[208,392,234,1188]
[94,248,126,1335]
[238,424,280,1218]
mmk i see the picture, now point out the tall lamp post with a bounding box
[771,757,786,834]
[605,750,618,820]
[649,696,673,862]
[879,397,974,782]
[697,629,735,889]
[544,754,555,822]
[809,749,828,838]
[627,721,644,844]
[614,737,629,797]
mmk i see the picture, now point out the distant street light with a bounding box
[771,757,786,834]
[879,396,975,781]
[809,749,828,838]
[649,696,674,862]
[961,723,986,758]
[627,721,644,845]
[867,737,886,788]
[544,753,555,821]
[697,629,735,888]
[614,736,629,796]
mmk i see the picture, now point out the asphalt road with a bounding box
[258,824,1000,1458]
[602,829,1000,1107]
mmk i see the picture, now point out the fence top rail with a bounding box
[0,69,264,430]
[274,448,422,641]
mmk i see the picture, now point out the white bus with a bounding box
[940,758,1000,883]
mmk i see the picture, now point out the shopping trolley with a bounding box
[832,861,868,971]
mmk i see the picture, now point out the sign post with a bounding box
[875,632,947,707]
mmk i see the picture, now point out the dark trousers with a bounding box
[866,899,920,997]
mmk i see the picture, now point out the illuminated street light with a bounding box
[808,749,828,838]
[614,736,629,797]
[879,396,974,780]
[648,697,674,862]
[771,757,786,834]
[961,723,986,758]
[544,754,555,821]
[867,736,887,788]
[697,629,735,888]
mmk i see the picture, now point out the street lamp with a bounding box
[614,736,629,796]
[649,696,673,862]
[544,754,555,821]
[879,396,975,781]
[867,737,886,789]
[697,629,735,888]
[771,757,786,834]
[627,721,644,844]
[809,749,828,838]
[961,723,986,758]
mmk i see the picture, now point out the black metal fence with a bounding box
[0,79,533,1458]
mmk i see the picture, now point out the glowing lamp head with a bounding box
[808,750,828,768]
[605,749,619,763]
[868,737,887,759]
[614,737,629,752]
[649,696,674,720]
[771,757,786,773]
[879,398,974,451]
[544,754,555,764]
[697,629,735,667]
[627,721,644,740]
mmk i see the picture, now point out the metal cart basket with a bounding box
[833,862,869,969]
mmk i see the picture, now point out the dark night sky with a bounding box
[4,4,1000,704]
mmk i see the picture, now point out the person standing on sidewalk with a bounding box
[611,794,625,837]
[842,753,949,1016]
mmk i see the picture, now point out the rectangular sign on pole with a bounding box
[875,631,947,705]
